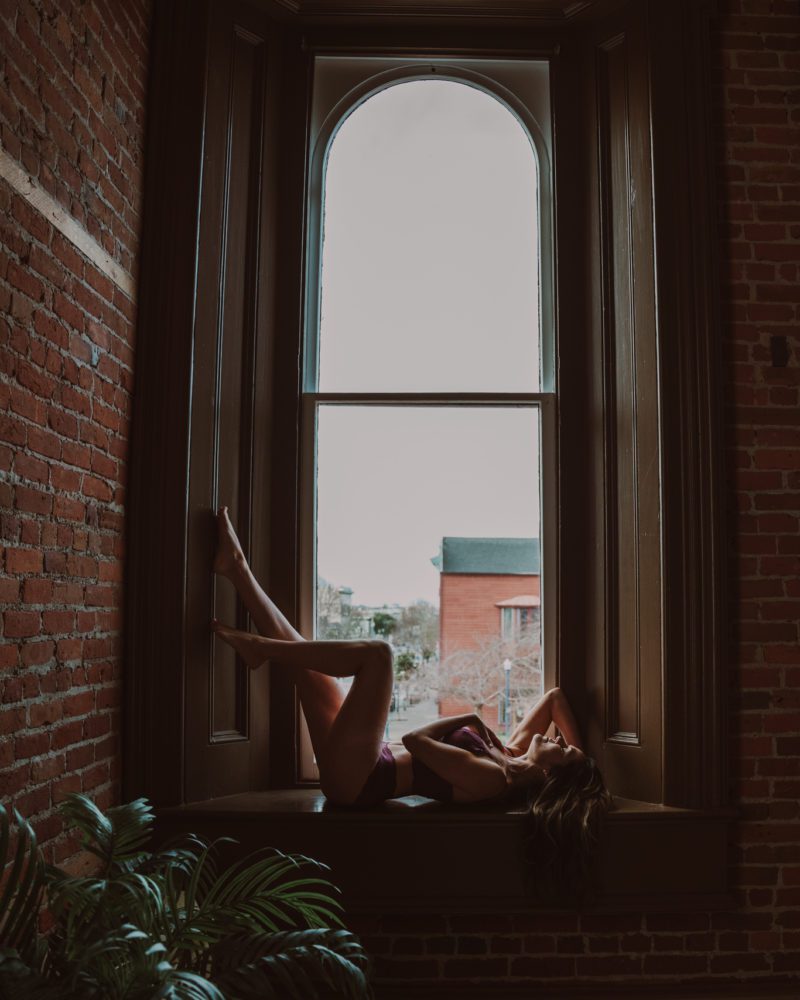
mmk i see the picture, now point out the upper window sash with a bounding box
[304,55,556,398]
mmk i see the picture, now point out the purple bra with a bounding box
[353,726,493,806]
[412,726,492,801]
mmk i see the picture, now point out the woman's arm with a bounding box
[402,729,507,802]
[549,689,582,749]
[403,712,486,744]
[506,688,583,752]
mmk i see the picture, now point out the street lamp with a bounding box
[503,658,512,736]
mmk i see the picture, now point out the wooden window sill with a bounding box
[155,791,736,913]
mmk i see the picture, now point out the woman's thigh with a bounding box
[319,645,394,801]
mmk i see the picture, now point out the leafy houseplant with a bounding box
[0,794,372,999]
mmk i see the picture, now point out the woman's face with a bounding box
[528,733,585,770]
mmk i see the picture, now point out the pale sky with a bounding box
[316,80,541,606]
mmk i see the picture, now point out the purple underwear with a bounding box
[352,727,494,805]
[353,742,397,805]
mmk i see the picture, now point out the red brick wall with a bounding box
[357,0,800,992]
[439,573,540,663]
[439,573,540,727]
[0,0,150,867]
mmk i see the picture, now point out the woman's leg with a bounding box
[212,624,394,801]
[213,507,344,755]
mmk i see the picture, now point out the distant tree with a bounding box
[438,629,542,724]
[372,611,397,638]
[316,579,366,640]
[394,651,417,680]
[393,601,439,663]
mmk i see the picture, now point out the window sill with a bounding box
[155,791,735,913]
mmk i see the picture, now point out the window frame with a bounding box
[126,0,728,841]
[297,57,558,781]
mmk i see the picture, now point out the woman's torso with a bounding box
[390,725,510,802]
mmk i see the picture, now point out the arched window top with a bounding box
[317,79,542,393]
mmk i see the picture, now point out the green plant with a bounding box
[393,652,417,681]
[0,794,372,1000]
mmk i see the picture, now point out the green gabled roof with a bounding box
[432,537,540,575]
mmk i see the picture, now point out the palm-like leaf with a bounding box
[0,794,372,1000]
[214,929,371,1000]
[0,948,63,1000]
[0,805,45,968]
[57,794,154,871]
[164,844,347,967]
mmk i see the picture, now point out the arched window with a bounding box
[301,68,554,776]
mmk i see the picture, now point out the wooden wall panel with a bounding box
[594,6,662,800]
[184,2,280,802]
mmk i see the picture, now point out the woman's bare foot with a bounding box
[212,619,269,670]
[213,506,246,578]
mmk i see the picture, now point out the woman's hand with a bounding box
[482,725,505,751]
[466,716,503,751]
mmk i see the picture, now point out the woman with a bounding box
[212,507,610,888]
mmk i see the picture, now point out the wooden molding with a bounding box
[124,0,212,806]
[253,0,618,21]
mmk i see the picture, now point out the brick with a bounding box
[575,955,642,976]
[28,701,63,727]
[66,743,94,770]
[14,731,50,760]
[0,577,20,602]
[62,691,95,718]
[20,641,54,667]
[441,958,508,978]
[0,414,27,447]
[84,713,110,739]
[50,719,84,750]
[28,427,61,460]
[30,754,65,782]
[51,774,81,803]
[5,548,44,574]
[22,579,53,604]
[53,496,86,522]
[509,957,575,977]
[0,706,26,735]
[0,762,31,797]
[7,261,44,302]
[3,610,40,638]
[14,454,49,484]
[13,785,51,819]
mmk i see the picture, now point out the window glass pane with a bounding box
[315,405,543,740]
[318,80,540,393]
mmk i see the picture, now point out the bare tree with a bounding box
[438,628,542,723]
[392,601,439,664]
[316,579,368,640]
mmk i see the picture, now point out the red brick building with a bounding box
[435,537,541,727]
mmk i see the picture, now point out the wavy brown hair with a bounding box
[523,755,612,901]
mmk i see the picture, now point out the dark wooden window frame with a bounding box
[126,0,730,910]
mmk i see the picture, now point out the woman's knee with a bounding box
[361,639,392,669]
